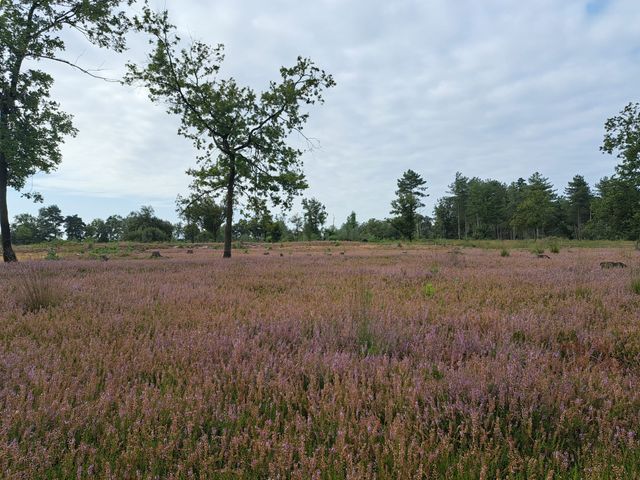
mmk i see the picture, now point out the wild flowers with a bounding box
[0,244,638,478]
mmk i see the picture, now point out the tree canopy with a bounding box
[0,0,136,261]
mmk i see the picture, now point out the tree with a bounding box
[510,172,555,240]
[506,178,528,239]
[289,214,304,240]
[600,103,640,241]
[123,206,173,242]
[12,213,39,244]
[178,195,225,241]
[390,169,428,240]
[602,102,640,184]
[37,204,64,241]
[301,198,327,240]
[433,197,456,239]
[565,175,593,239]
[86,218,109,242]
[449,172,469,239]
[359,218,396,241]
[64,214,85,241]
[338,211,359,241]
[587,176,640,240]
[0,1,135,262]
[125,8,334,258]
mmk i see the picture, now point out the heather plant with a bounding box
[1,244,640,478]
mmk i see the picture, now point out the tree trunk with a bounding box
[222,161,236,258]
[0,155,17,262]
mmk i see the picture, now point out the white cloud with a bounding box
[10,0,640,223]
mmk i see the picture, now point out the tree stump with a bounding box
[600,261,627,269]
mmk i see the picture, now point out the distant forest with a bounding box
[11,167,639,244]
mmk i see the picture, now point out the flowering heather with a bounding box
[1,244,639,479]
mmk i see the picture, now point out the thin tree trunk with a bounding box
[0,155,17,262]
[222,161,236,259]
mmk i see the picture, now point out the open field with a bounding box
[1,243,640,478]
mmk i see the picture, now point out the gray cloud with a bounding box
[10,0,640,224]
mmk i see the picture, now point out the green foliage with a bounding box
[63,214,85,241]
[0,0,136,262]
[301,198,327,240]
[36,205,64,241]
[548,238,560,254]
[587,176,640,241]
[511,173,556,239]
[565,175,593,239]
[122,206,172,242]
[336,211,360,241]
[45,245,59,261]
[177,195,224,241]
[602,102,640,185]
[631,278,640,295]
[391,169,428,240]
[500,248,510,257]
[125,7,334,257]
[423,283,436,298]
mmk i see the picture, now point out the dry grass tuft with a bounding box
[16,266,66,313]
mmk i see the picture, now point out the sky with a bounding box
[9,0,640,226]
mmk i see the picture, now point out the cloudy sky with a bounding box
[10,0,640,225]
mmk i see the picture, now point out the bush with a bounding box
[632,278,640,295]
[45,246,59,261]
[547,237,560,254]
[500,248,510,257]
[423,283,435,298]
[125,227,170,242]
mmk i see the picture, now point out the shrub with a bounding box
[45,246,59,261]
[17,268,65,313]
[500,248,510,257]
[423,283,435,298]
[632,278,640,295]
[547,237,561,254]
[125,227,170,242]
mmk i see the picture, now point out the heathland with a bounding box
[1,241,639,479]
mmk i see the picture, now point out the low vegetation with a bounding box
[1,243,639,478]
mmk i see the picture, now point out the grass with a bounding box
[1,242,639,478]
[15,266,66,312]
